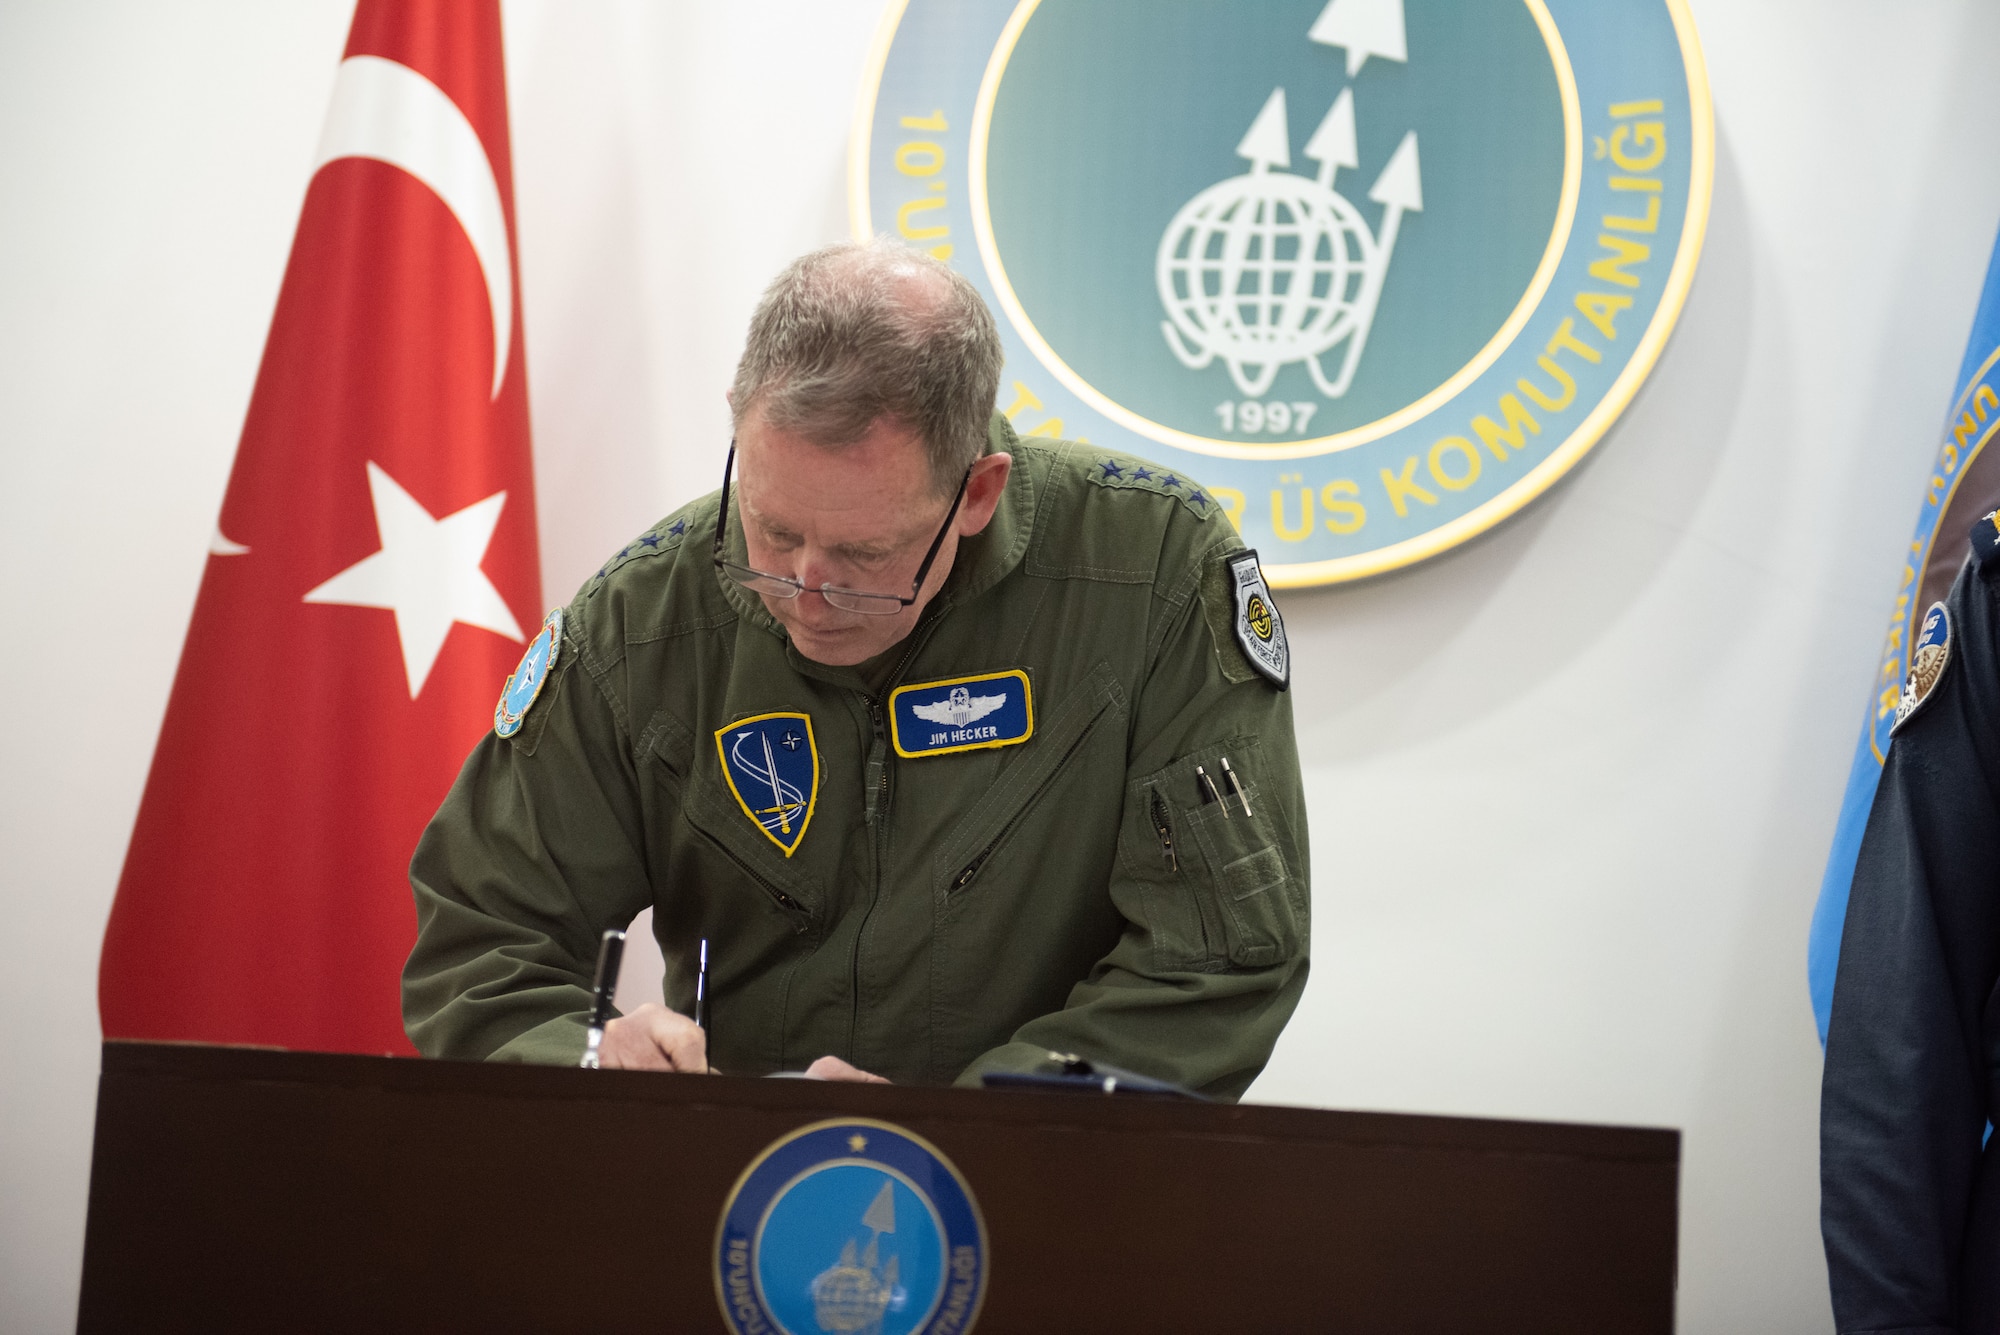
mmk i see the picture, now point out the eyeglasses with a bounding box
[712,441,972,616]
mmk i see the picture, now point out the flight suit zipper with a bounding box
[864,701,890,825]
[847,624,939,1057]
[1153,785,1213,959]
[690,827,810,930]
[1151,789,1179,872]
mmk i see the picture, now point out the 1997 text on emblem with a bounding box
[1216,401,1320,435]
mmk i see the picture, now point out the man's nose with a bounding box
[789,549,838,594]
[786,551,860,614]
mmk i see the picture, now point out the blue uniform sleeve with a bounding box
[1820,554,2000,1334]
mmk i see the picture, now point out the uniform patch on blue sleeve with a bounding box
[1892,601,1951,734]
[889,671,1033,758]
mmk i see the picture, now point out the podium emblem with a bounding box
[715,1119,988,1335]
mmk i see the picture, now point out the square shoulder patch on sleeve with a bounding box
[1226,550,1289,689]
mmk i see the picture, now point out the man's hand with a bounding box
[600,1003,712,1072]
[803,1055,889,1083]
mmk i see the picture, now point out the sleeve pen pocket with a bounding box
[1123,737,1301,969]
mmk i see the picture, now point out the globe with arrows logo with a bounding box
[1157,77,1422,402]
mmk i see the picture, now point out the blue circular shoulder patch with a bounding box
[715,1118,988,1335]
[493,607,562,738]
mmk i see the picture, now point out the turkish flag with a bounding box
[100,0,539,1054]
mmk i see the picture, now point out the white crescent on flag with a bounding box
[313,54,513,398]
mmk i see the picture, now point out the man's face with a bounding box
[732,407,1009,666]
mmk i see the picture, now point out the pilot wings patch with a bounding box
[889,670,1033,758]
[912,689,1006,728]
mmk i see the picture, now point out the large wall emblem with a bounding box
[853,0,1712,586]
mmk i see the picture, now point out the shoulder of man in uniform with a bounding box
[1972,510,2000,577]
[567,492,726,637]
[1051,438,1227,525]
[490,498,716,745]
[1010,434,1230,592]
[988,411,1218,533]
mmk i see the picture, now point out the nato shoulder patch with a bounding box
[1228,550,1288,689]
[1083,454,1218,520]
[1892,601,1952,734]
[889,670,1033,758]
[494,608,563,738]
[1973,511,2000,573]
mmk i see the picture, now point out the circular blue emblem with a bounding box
[715,1119,988,1335]
[493,607,561,738]
[853,0,1712,585]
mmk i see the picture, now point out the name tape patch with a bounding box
[889,670,1033,759]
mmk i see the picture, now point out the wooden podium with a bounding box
[79,1042,1677,1332]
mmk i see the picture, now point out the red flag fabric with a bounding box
[100,0,539,1054]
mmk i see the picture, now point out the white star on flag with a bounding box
[304,460,524,698]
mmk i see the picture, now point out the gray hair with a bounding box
[730,239,1004,494]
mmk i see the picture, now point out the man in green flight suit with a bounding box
[403,240,1309,1099]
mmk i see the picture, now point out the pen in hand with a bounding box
[693,937,709,1032]
[579,927,626,1069]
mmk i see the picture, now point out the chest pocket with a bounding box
[931,663,1125,894]
[1121,736,1302,970]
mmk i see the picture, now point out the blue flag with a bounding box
[1809,225,2000,1042]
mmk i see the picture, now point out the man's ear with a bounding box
[956,452,1012,536]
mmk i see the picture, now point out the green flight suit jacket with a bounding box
[403,418,1310,1100]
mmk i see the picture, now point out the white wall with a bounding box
[4,2,1996,1329]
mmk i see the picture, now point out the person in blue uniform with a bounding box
[1821,512,2000,1333]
